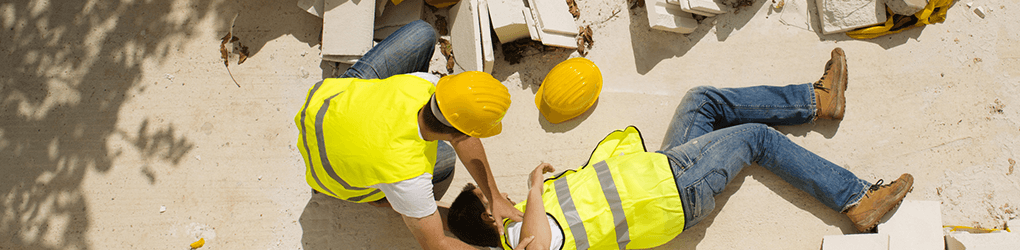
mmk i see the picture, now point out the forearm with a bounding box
[455,137,502,201]
[520,179,551,249]
[403,212,477,250]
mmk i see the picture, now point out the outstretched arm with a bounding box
[519,163,555,250]
[450,136,525,234]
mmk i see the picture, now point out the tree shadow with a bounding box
[0,0,319,248]
[299,193,422,250]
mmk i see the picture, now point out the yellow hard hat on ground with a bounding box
[535,58,603,124]
[433,71,511,138]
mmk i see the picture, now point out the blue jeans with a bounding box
[340,20,437,79]
[335,20,455,199]
[655,84,871,229]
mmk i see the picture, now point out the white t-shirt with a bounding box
[504,214,565,249]
[370,73,444,219]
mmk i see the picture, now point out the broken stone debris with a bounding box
[449,0,484,73]
[646,0,698,34]
[321,0,376,63]
[487,0,530,43]
[946,231,1020,250]
[374,0,425,40]
[524,0,579,48]
[816,0,887,34]
[887,0,927,15]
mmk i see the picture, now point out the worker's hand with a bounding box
[490,195,524,234]
[513,235,535,250]
[529,163,555,187]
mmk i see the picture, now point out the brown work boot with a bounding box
[814,48,848,120]
[844,173,913,232]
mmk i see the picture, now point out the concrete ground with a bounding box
[1,0,1019,249]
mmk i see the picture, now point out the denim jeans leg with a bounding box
[431,140,457,200]
[661,84,816,151]
[340,20,438,80]
[659,124,870,229]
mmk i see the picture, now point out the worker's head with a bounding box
[448,183,501,247]
[536,57,602,124]
[431,71,511,138]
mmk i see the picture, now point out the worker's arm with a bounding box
[403,211,536,250]
[402,211,477,250]
[519,163,555,250]
[450,136,524,234]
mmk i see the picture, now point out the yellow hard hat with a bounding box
[535,58,602,124]
[434,71,511,138]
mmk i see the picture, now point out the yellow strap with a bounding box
[846,0,952,39]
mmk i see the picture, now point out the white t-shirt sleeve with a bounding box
[504,214,564,249]
[370,173,437,218]
[407,72,440,85]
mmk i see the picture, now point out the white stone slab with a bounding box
[667,0,717,17]
[523,8,542,41]
[537,31,577,49]
[887,0,927,15]
[816,0,886,34]
[322,0,376,57]
[689,0,726,14]
[450,0,483,73]
[478,0,494,73]
[876,200,944,250]
[529,0,578,36]
[1008,218,1020,232]
[488,0,530,43]
[646,0,698,34]
[946,232,1020,250]
[374,0,424,40]
[821,233,889,250]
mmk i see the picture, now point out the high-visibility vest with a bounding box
[295,75,438,202]
[501,126,685,249]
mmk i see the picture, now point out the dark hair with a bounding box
[448,184,500,247]
[421,96,467,137]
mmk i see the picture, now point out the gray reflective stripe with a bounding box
[315,92,369,191]
[594,161,630,250]
[555,177,589,249]
[347,188,382,202]
[300,81,338,197]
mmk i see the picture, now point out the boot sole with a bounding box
[828,48,847,120]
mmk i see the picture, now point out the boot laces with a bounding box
[863,179,889,198]
[813,60,834,92]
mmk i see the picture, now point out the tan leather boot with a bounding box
[814,48,848,120]
[844,173,913,232]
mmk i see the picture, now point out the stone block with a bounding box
[876,200,944,250]
[946,232,1020,250]
[646,0,698,34]
[478,0,494,73]
[689,0,726,14]
[886,0,927,15]
[821,233,889,250]
[374,0,424,40]
[529,0,577,35]
[666,0,717,17]
[449,0,483,73]
[816,0,886,34]
[322,0,376,59]
[298,0,326,18]
[522,9,542,41]
[487,0,529,43]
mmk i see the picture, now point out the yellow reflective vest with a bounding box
[501,126,685,249]
[295,75,438,202]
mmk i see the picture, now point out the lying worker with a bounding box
[447,48,914,249]
[294,20,525,249]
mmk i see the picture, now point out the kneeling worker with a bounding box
[295,20,523,249]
